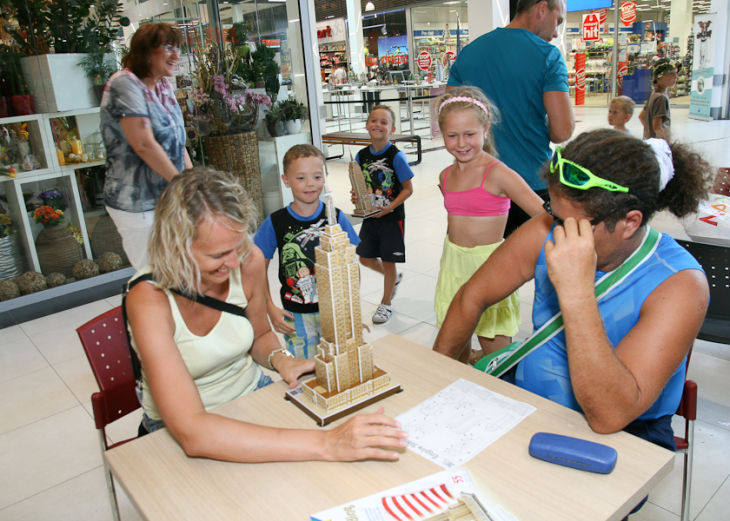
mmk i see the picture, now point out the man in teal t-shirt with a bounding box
[447,0,574,235]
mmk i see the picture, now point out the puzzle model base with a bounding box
[286,381,403,427]
[353,208,382,218]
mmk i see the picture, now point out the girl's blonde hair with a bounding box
[436,86,500,156]
[149,167,258,296]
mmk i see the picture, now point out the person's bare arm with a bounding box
[652,116,669,141]
[127,261,408,463]
[120,116,181,181]
[544,91,575,144]
[433,215,549,359]
[262,258,295,335]
[242,248,307,383]
[638,108,647,131]
[545,218,708,433]
[184,148,193,170]
[491,163,545,217]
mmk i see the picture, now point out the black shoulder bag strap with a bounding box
[121,274,247,382]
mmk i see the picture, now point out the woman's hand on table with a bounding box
[324,407,408,461]
[273,354,315,388]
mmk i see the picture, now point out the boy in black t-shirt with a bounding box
[254,145,360,358]
[353,105,414,324]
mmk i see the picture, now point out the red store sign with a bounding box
[381,55,408,66]
[575,53,586,106]
[317,26,333,39]
[592,8,608,25]
[620,2,637,27]
[416,51,432,71]
[582,13,601,41]
[618,62,628,87]
[365,57,378,66]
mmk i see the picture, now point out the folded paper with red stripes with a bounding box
[310,467,519,521]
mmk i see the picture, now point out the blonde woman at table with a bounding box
[125,167,408,462]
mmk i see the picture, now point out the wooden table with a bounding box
[106,335,674,521]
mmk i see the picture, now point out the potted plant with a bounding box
[190,43,273,224]
[77,49,118,105]
[238,43,281,104]
[5,0,128,112]
[31,188,83,278]
[279,99,308,135]
[264,102,285,137]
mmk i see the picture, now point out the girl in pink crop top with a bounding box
[434,87,545,365]
[442,162,511,216]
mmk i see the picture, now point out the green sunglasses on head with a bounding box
[550,147,630,193]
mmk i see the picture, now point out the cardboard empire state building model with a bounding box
[285,186,401,426]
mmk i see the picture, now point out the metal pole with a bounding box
[408,87,415,134]
[611,0,619,100]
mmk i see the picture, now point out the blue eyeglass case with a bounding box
[529,432,618,474]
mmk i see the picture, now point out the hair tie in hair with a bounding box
[645,138,675,191]
[438,96,489,117]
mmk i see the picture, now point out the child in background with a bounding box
[640,58,680,141]
[434,87,544,365]
[254,144,360,358]
[608,95,635,135]
[354,105,414,324]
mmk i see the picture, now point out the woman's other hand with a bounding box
[324,407,408,461]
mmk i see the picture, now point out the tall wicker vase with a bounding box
[90,215,129,266]
[35,225,84,278]
[203,131,263,227]
[0,233,25,280]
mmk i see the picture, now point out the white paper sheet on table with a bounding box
[397,378,536,468]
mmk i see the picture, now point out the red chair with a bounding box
[673,350,698,521]
[77,306,140,521]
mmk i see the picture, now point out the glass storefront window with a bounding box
[410,1,468,82]
[363,9,408,74]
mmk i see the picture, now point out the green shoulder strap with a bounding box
[474,227,661,377]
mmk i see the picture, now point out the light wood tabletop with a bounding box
[106,334,674,521]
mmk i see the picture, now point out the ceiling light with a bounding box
[366,2,375,11]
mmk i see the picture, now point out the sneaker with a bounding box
[391,272,403,300]
[372,303,393,323]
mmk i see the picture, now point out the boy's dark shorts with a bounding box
[356,219,406,263]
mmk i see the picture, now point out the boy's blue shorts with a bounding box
[284,312,321,359]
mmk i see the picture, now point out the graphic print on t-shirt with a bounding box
[362,158,398,208]
[280,220,326,305]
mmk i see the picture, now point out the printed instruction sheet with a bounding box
[397,378,536,468]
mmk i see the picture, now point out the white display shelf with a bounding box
[0,107,113,304]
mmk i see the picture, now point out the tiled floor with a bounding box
[1,106,729,520]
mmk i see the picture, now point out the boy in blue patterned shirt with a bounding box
[254,144,360,358]
[354,105,414,324]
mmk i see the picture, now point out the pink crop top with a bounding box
[442,161,511,217]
